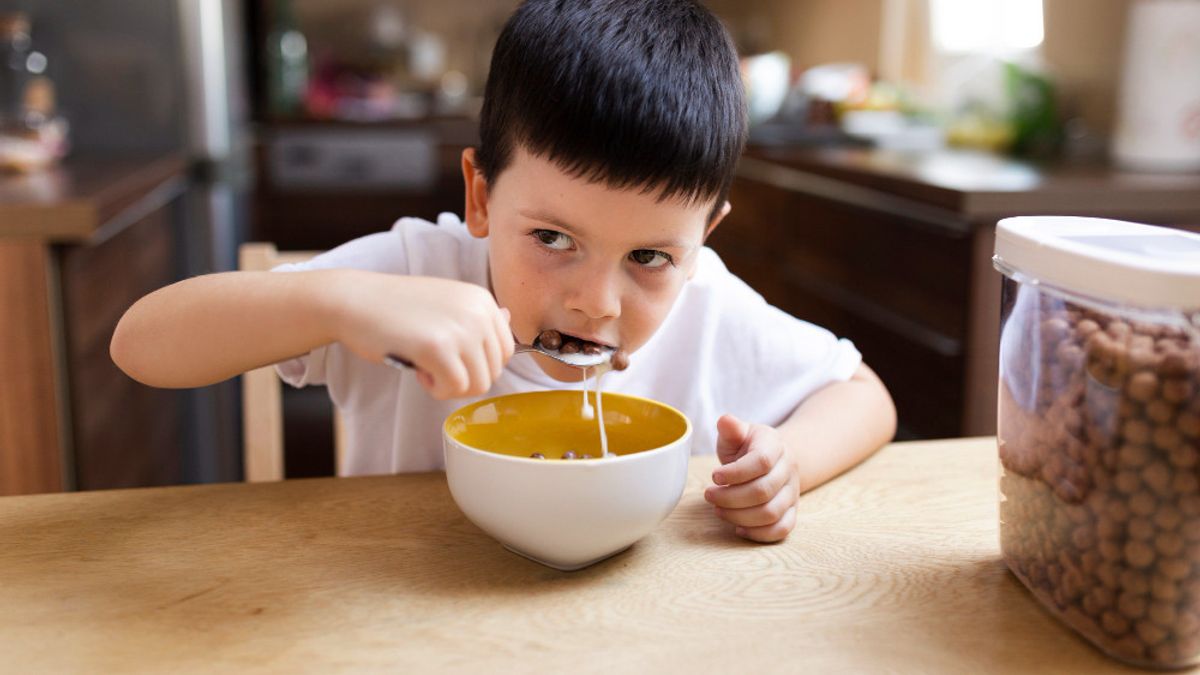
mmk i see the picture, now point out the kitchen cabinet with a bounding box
[251,117,477,250]
[708,145,1200,439]
[0,155,235,494]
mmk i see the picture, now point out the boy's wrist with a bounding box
[784,440,805,495]
[304,268,360,345]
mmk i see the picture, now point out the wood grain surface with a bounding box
[0,437,1177,673]
[0,242,63,495]
[0,154,185,242]
[743,146,1200,222]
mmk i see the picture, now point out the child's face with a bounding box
[463,146,730,382]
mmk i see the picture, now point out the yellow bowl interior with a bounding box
[445,390,688,459]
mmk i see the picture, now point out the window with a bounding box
[930,0,1044,54]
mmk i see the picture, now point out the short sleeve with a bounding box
[696,249,863,426]
[267,214,487,404]
[726,303,861,415]
[269,228,416,391]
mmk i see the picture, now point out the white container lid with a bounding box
[993,216,1200,310]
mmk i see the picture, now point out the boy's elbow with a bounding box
[110,315,135,377]
[879,382,898,443]
[855,363,897,444]
[110,312,153,386]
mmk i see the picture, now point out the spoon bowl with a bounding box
[383,336,612,372]
[516,337,613,368]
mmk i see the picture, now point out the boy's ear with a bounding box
[462,148,490,238]
[689,201,732,280]
[703,201,732,241]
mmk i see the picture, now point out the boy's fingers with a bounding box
[715,414,750,465]
[494,308,515,362]
[735,505,797,543]
[462,348,491,397]
[714,482,796,528]
[426,351,470,400]
[482,329,503,382]
[705,456,790,508]
[712,429,781,486]
[416,370,436,392]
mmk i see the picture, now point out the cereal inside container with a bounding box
[994,216,1200,668]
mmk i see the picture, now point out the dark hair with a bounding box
[476,0,747,217]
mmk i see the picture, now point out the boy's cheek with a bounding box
[505,311,541,344]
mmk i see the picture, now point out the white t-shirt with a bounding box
[274,213,862,475]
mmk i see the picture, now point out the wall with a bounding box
[287,0,786,95]
[774,0,884,72]
[737,0,1131,139]
[1042,0,1131,137]
[163,0,1132,144]
[291,0,517,93]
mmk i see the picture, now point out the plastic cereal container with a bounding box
[993,216,1200,668]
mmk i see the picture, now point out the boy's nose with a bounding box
[565,266,622,320]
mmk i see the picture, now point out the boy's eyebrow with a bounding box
[519,209,576,233]
[638,238,692,251]
[518,208,694,250]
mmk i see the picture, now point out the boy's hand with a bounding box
[703,414,800,543]
[330,272,514,400]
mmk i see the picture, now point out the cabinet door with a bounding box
[251,132,469,251]
[0,243,64,495]
[60,204,184,490]
[710,176,973,439]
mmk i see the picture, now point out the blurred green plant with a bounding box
[1005,61,1062,158]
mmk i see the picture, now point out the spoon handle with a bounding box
[384,344,607,371]
[384,354,414,370]
[385,346,536,370]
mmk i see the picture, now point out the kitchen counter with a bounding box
[0,154,187,243]
[0,437,1182,672]
[742,145,1200,223]
[710,145,1200,441]
[0,153,190,495]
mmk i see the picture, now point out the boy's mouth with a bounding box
[538,329,618,351]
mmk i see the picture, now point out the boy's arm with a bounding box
[112,270,342,389]
[703,363,897,542]
[777,363,897,493]
[110,269,513,399]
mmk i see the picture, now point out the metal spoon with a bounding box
[383,336,612,371]
[517,337,614,368]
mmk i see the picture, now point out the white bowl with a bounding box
[443,390,691,571]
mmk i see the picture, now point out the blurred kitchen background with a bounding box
[2,0,1199,494]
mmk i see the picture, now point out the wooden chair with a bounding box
[238,243,345,481]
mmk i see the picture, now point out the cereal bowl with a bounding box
[443,390,691,571]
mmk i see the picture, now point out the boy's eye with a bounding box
[533,229,573,250]
[629,249,673,269]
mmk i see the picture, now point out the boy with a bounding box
[112,0,896,543]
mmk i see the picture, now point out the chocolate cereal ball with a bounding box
[998,288,1199,668]
[611,349,630,371]
[536,329,563,350]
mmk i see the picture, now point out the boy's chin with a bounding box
[536,357,594,383]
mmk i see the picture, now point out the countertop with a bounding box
[0,437,1175,672]
[741,145,1200,223]
[0,154,187,243]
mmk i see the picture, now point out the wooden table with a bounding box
[0,437,1177,672]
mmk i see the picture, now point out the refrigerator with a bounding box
[1,0,252,484]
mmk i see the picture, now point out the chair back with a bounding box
[238,243,345,481]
